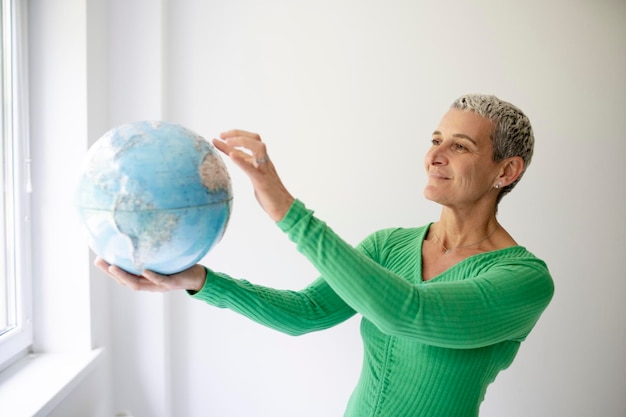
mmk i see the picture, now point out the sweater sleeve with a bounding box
[278,199,554,349]
[190,268,356,336]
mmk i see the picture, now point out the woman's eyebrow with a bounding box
[432,131,478,145]
[452,133,478,145]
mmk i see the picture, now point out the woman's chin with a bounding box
[423,187,442,203]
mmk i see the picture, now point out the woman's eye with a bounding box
[454,143,466,151]
[431,138,440,146]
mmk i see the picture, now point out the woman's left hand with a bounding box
[94,256,207,293]
[213,129,295,222]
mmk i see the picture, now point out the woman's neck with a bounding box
[433,206,500,251]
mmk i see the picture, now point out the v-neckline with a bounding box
[417,223,522,283]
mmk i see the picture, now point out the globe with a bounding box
[75,120,233,275]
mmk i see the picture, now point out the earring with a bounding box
[494,182,502,189]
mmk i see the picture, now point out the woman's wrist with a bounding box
[187,264,208,293]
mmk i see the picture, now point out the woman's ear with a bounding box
[497,156,524,187]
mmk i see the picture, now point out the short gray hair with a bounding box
[451,94,534,205]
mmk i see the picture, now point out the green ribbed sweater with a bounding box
[192,199,554,416]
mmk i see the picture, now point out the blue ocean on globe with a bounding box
[75,120,232,275]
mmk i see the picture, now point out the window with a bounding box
[0,0,31,372]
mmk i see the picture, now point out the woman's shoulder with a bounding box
[468,245,552,281]
[483,245,545,263]
[364,223,431,243]
[357,224,431,258]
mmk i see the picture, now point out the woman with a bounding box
[97,94,554,416]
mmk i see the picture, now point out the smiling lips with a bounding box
[429,171,450,180]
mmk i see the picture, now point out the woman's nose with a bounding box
[426,146,447,166]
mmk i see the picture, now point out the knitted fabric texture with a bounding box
[192,199,554,416]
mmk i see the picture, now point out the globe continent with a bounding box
[75,120,232,275]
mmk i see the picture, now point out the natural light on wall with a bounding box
[0,0,32,372]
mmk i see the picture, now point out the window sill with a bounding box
[0,348,104,417]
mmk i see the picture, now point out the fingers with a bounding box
[93,256,168,292]
[214,130,270,170]
[213,129,294,222]
[94,257,205,293]
[219,129,262,142]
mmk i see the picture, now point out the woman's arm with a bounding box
[191,270,356,336]
[94,256,356,336]
[212,130,553,347]
[279,199,554,348]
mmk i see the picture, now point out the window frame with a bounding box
[0,0,32,372]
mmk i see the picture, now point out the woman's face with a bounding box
[423,108,502,209]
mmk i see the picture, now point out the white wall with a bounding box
[162,1,626,416]
[41,0,625,416]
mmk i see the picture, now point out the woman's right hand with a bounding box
[212,129,295,222]
[94,256,207,293]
